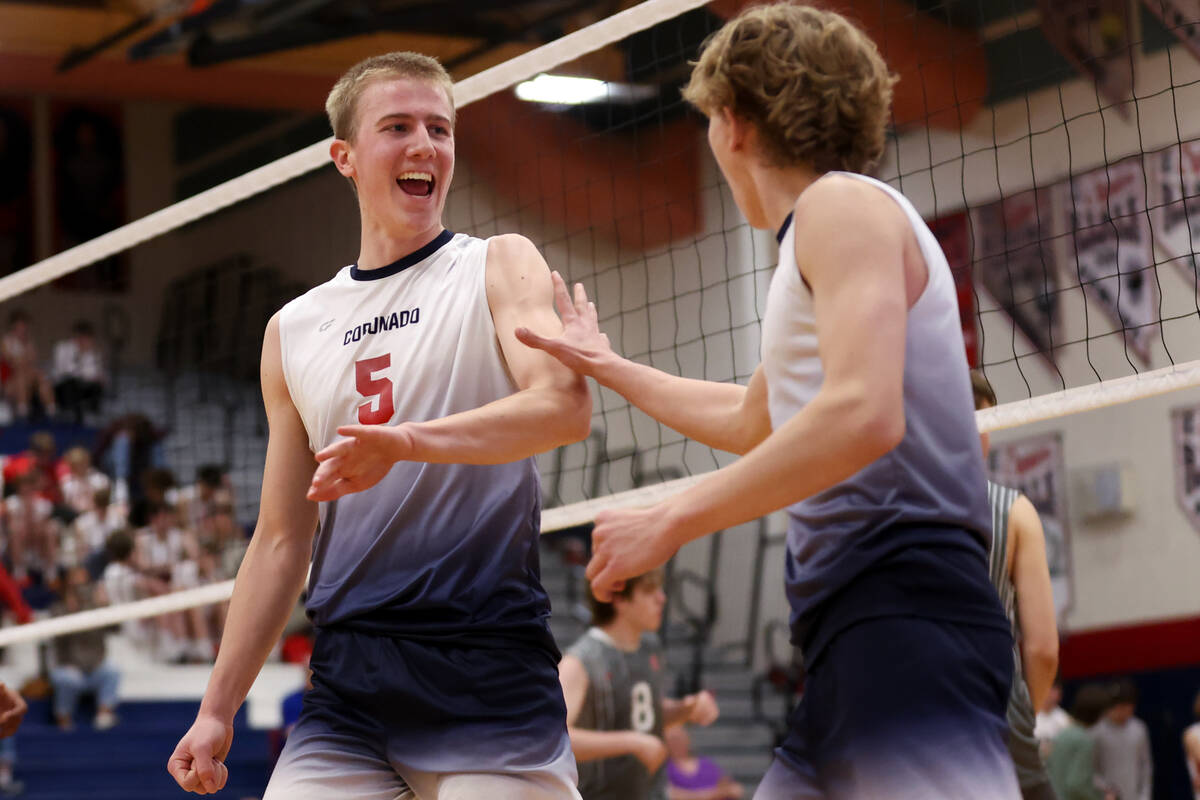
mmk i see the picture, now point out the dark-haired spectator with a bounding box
[73,487,126,580]
[1,310,55,421]
[172,465,233,531]
[1047,684,1115,800]
[94,414,166,508]
[1092,680,1151,800]
[49,572,120,731]
[52,321,105,424]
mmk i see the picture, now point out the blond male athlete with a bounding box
[167,52,590,799]
[521,4,1019,798]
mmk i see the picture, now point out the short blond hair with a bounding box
[682,3,896,174]
[326,52,454,143]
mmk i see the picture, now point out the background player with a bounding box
[167,51,591,798]
[974,371,1061,800]
[519,3,1019,797]
[560,569,719,800]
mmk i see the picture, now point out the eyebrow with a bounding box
[376,112,453,126]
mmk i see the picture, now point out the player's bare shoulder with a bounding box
[486,233,548,282]
[794,174,907,238]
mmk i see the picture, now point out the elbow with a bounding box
[557,381,593,445]
[852,400,905,462]
[1026,638,1060,673]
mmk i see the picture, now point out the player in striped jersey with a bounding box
[973,371,1061,800]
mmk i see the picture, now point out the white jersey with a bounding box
[278,230,550,634]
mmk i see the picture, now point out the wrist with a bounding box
[661,498,702,551]
[590,350,628,387]
[197,697,237,727]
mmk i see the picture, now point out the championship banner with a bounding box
[973,189,1061,364]
[988,432,1073,619]
[1038,0,1134,112]
[1065,158,1158,363]
[1147,140,1200,286]
[928,212,978,367]
[1171,404,1200,534]
[1140,0,1200,63]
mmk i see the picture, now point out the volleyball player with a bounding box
[974,372,1061,800]
[167,52,591,798]
[519,4,1019,798]
[560,569,719,800]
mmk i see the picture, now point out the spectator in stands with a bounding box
[51,321,105,424]
[664,724,743,800]
[4,471,60,610]
[93,413,166,508]
[58,447,109,515]
[134,503,210,662]
[49,572,120,731]
[1184,690,1200,798]
[71,487,126,581]
[172,464,234,531]
[1,310,55,421]
[1047,683,1115,800]
[0,735,19,796]
[1092,679,1152,800]
[102,528,174,657]
[1037,677,1072,755]
[560,569,720,800]
[2,431,62,506]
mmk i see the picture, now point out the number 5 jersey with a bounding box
[278,229,553,645]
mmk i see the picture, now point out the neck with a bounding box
[600,618,643,651]
[356,216,444,271]
[746,162,823,233]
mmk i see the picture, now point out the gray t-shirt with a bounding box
[568,628,668,800]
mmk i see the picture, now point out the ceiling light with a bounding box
[515,74,657,105]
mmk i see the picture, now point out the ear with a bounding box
[330,139,355,179]
[721,107,750,153]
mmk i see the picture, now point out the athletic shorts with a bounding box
[264,625,580,799]
[755,615,1021,800]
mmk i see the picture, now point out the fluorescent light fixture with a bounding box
[515,73,657,105]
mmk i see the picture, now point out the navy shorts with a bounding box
[756,615,1020,800]
[292,625,571,774]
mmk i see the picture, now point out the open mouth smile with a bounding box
[397,171,435,197]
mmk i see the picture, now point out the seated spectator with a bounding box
[172,464,234,531]
[58,447,109,516]
[1047,683,1116,800]
[134,503,210,662]
[4,472,61,610]
[72,487,126,580]
[49,572,120,731]
[2,431,62,506]
[51,321,105,424]
[665,724,743,800]
[1036,677,1071,757]
[1,310,55,421]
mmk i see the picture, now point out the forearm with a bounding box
[1021,646,1058,711]
[405,383,589,464]
[661,387,899,546]
[662,696,693,727]
[593,357,751,454]
[567,727,642,762]
[198,529,310,723]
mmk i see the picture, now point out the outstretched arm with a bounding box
[517,273,771,455]
[1010,494,1058,710]
[169,313,318,795]
[585,178,912,599]
[308,235,591,501]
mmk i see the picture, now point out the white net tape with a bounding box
[0,0,711,304]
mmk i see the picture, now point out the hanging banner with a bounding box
[1171,404,1200,534]
[973,189,1061,364]
[1147,139,1200,286]
[988,432,1073,619]
[1140,0,1200,63]
[928,211,978,367]
[1038,0,1134,113]
[1065,157,1158,363]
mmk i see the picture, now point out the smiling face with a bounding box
[332,77,455,243]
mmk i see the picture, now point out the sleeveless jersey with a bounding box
[762,172,996,657]
[278,230,552,645]
[568,628,668,800]
[988,481,1051,788]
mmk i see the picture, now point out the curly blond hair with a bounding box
[682,3,897,174]
[326,52,454,143]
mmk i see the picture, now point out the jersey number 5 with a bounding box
[355,355,394,424]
